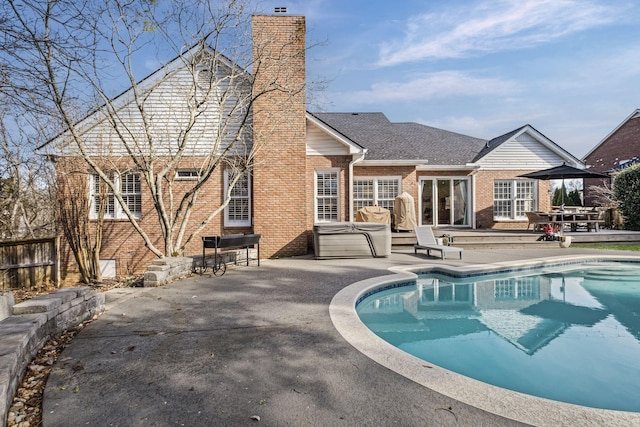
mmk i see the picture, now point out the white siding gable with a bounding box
[306,117,362,156]
[477,130,573,170]
[307,124,350,155]
[53,50,251,158]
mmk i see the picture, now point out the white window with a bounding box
[224,171,251,226]
[315,170,339,222]
[90,173,141,219]
[494,277,539,300]
[353,177,400,215]
[176,169,199,179]
[493,179,536,220]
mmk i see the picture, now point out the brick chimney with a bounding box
[251,15,308,258]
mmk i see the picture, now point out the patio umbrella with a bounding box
[520,300,609,326]
[519,164,609,232]
[518,163,609,182]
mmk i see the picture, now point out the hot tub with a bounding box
[313,222,391,259]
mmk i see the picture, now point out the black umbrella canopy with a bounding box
[520,300,609,326]
[519,164,610,222]
[518,164,609,180]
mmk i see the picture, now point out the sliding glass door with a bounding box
[420,178,469,226]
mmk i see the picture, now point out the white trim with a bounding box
[89,172,142,220]
[471,172,477,229]
[306,113,364,155]
[418,176,471,227]
[352,176,402,220]
[361,160,430,167]
[492,179,538,221]
[175,169,200,180]
[314,168,341,223]
[511,126,582,166]
[416,163,480,171]
[348,153,366,221]
[224,170,251,227]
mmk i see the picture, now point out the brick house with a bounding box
[44,14,583,279]
[308,114,580,231]
[582,109,640,205]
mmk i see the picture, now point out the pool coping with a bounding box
[329,255,640,427]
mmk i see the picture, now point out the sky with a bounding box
[262,0,640,159]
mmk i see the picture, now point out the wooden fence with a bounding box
[0,236,60,290]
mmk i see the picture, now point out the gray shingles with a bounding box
[311,112,488,165]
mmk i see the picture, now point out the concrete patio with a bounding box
[42,246,639,426]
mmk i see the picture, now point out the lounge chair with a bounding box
[414,226,463,260]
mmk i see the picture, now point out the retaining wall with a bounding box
[0,288,105,425]
[143,250,258,287]
[143,257,194,287]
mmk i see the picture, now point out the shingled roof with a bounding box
[310,112,488,165]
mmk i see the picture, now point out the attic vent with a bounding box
[274,7,287,13]
[197,68,213,89]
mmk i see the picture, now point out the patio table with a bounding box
[541,210,603,232]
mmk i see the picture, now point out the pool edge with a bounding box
[329,255,640,427]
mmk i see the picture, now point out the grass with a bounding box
[578,243,640,251]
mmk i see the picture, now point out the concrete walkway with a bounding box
[42,247,625,426]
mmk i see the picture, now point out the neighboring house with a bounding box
[42,13,584,279]
[582,109,640,205]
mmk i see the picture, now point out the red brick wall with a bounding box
[583,115,640,205]
[56,15,308,279]
[475,170,551,229]
[251,15,308,258]
[55,157,249,280]
[355,165,418,220]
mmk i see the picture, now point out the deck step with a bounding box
[392,229,640,248]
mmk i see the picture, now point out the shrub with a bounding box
[613,164,640,230]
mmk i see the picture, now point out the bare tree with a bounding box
[587,181,618,209]
[0,106,55,240]
[3,0,307,260]
[55,162,108,283]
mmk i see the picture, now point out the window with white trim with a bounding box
[176,169,199,179]
[493,179,536,220]
[90,173,141,219]
[353,177,400,215]
[224,171,251,226]
[315,170,339,222]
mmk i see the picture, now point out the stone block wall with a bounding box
[0,288,105,426]
[143,257,194,287]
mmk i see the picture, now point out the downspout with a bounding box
[469,169,479,229]
[349,150,367,221]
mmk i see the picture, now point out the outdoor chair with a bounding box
[526,211,547,232]
[414,226,463,260]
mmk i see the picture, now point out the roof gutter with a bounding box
[416,164,481,171]
[349,150,367,221]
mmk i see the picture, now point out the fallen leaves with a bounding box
[6,278,138,427]
[6,323,84,426]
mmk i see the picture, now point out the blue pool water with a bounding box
[356,262,640,412]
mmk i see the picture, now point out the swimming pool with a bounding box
[330,255,640,426]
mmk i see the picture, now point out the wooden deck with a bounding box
[391,228,640,248]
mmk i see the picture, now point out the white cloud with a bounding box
[341,71,517,104]
[377,0,622,67]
